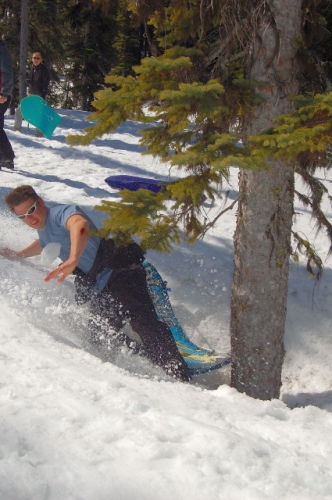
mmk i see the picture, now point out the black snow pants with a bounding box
[74,241,191,382]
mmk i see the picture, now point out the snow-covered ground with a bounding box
[0,110,332,499]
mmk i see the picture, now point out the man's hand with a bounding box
[0,240,42,259]
[0,247,17,258]
[44,256,79,283]
[0,96,8,104]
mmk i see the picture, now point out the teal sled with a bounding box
[144,261,231,376]
[20,95,62,138]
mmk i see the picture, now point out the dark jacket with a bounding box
[0,41,13,97]
[28,63,50,99]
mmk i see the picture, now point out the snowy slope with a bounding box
[0,110,332,499]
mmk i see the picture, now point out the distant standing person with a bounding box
[14,51,50,137]
[0,39,14,170]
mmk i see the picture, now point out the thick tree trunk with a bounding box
[230,0,302,399]
[19,0,29,103]
[81,16,91,111]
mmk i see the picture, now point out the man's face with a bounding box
[32,53,42,66]
[13,197,48,229]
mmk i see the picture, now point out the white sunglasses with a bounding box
[16,200,38,220]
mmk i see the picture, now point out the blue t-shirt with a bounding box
[38,204,101,274]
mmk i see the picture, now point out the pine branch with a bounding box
[200,196,239,238]
[292,231,323,279]
[295,167,332,253]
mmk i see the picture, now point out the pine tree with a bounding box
[111,0,142,77]
[67,0,332,399]
[61,0,118,110]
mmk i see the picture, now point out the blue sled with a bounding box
[105,175,168,193]
[20,95,62,139]
[144,262,231,376]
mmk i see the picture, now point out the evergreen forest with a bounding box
[1,0,149,112]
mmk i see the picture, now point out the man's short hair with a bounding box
[5,185,38,211]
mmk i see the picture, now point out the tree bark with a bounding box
[230,0,302,399]
[19,0,29,103]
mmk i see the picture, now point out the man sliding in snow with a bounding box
[1,185,191,382]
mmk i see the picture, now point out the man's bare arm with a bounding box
[44,214,89,283]
[0,239,43,259]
